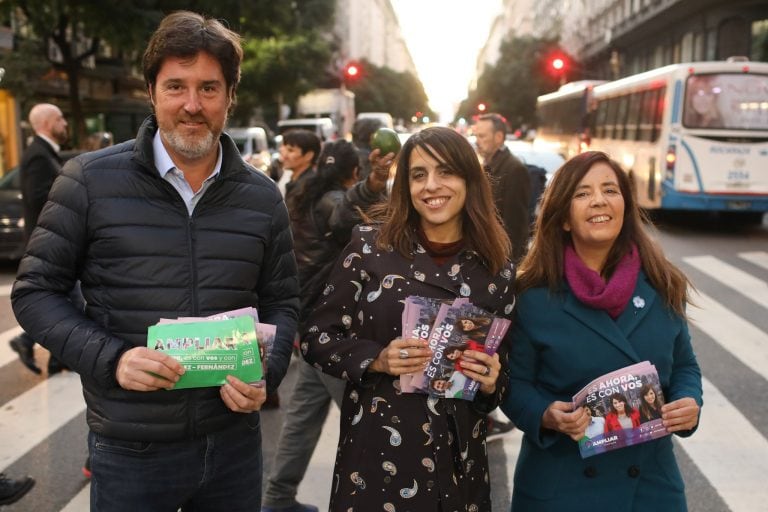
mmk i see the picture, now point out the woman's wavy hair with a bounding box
[516,151,692,317]
[638,382,664,418]
[287,140,359,218]
[370,126,510,274]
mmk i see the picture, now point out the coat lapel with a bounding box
[615,271,656,337]
[563,287,642,363]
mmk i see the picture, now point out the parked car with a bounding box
[357,112,394,130]
[504,141,566,179]
[505,141,566,220]
[277,117,336,142]
[226,126,272,173]
[0,166,25,261]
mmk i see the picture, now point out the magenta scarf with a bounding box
[564,244,641,319]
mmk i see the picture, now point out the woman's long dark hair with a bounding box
[638,383,664,420]
[516,151,692,317]
[370,126,511,274]
[287,140,359,218]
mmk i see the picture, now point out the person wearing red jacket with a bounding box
[604,393,641,432]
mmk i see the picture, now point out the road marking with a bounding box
[61,485,90,512]
[684,255,768,310]
[689,291,768,382]
[0,325,26,367]
[0,372,86,469]
[739,251,768,272]
[296,403,338,511]
[677,377,768,512]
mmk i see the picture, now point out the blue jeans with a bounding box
[88,416,262,512]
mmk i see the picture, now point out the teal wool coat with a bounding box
[501,270,702,512]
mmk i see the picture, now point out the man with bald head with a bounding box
[9,103,69,375]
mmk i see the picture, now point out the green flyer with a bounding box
[147,316,263,390]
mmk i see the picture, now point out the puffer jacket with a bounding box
[11,116,299,442]
[291,178,385,324]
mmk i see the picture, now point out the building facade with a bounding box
[479,0,768,83]
[334,0,417,77]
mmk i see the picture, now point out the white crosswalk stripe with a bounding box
[676,377,768,512]
[0,372,86,468]
[1,250,767,511]
[683,255,768,309]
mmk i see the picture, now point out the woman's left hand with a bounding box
[661,397,700,433]
[460,351,501,395]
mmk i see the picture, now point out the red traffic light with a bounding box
[345,63,359,78]
[551,58,565,71]
[477,102,487,112]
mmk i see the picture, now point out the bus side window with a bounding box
[605,97,619,139]
[615,95,630,140]
[651,87,666,142]
[638,90,655,142]
[625,92,642,141]
[595,100,608,139]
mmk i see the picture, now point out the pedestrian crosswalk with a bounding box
[1,249,767,511]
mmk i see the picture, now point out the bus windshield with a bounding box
[683,73,768,130]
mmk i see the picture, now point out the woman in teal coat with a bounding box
[501,151,702,511]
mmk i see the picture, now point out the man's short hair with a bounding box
[478,113,508,137]
[142,11,243,99]
[282,129,322,165]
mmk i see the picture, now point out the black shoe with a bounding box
[9,337,41,375]
[0,473,35,505]
[47,357,69,376]
[487,416,516,442]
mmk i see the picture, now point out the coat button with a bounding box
[583,466,597,478]
[627,465,640,478]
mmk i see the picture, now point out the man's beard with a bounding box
[161,122,220,160]
[53,128,69,146]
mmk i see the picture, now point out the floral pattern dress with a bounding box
[302,225,517,512]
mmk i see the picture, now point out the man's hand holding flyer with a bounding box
[147,307,276,389]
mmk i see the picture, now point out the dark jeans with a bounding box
[88,417,262,512]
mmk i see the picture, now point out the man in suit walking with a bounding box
[9,103,70,375]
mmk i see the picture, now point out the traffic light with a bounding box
[342,62,362,86]
[344,63,359,79]
[477,102,487,113]
[546,53,569,84]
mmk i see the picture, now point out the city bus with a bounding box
[588,59,768,221]
[534,80,606,159]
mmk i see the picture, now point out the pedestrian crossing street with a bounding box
[1,250,767,511]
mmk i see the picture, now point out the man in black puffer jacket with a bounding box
[11,11,298,511]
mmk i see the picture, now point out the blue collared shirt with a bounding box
[153,131,222,216]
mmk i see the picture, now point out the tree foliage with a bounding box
[345,59,433,124]
[0,0,426,139]
[456,34,573,129]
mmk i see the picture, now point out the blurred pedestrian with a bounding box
[474,113,531,263]
[473,112,530,437]
[9,103,70,376]
[351,117,383,181]
[302,127,516,511]
[502,151,702,511]
[277,129,321,199]
[262,140,391,512]
[12,11,299,511]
